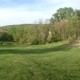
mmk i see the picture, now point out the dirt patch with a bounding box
[72,40,80,48]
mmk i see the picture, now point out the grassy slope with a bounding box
[0,42,80,80]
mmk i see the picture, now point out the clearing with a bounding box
[0,41,80,80]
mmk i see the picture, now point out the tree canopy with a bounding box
[50,7,75,23]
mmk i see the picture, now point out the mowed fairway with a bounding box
[0,42,80,80]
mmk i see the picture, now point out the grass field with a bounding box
[0,42,80,80]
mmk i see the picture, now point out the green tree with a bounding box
[50,7,74,23]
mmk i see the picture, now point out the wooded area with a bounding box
[0,7,80,44]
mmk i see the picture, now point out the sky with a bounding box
[0,0,80,26]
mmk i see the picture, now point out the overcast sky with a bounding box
[0,0,80,26]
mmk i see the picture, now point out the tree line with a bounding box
[0,7,80,44]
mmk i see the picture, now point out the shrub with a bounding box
[31,39,39,45]
[0,41,3,44]
[68,36,74,43]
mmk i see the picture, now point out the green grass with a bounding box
[0,42,80,80]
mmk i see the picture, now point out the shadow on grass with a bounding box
[0,43,72,55]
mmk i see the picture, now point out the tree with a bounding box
[50,7,75,23]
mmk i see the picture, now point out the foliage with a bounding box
[50,7,75,23]
[0,7,80,44]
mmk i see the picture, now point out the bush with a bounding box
[0,41,3,44]
[52,37,63,42]
[68,37,74,43]
[39,41,46,45]
[2,42,15,45]
[31,39,39,45]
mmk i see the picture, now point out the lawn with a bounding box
[0,42,80,80]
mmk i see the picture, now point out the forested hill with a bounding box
[0,7,80,45]
[0,24,34,29]
[0,24,36,32]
